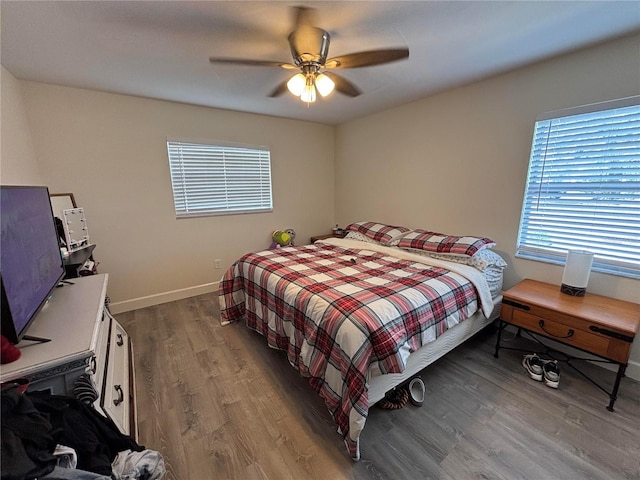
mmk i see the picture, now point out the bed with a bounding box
[219,224,505,460]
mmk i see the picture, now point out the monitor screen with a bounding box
[1,185,65,343]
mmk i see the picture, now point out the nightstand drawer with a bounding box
[502,304,632,362]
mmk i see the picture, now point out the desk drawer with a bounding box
[502,304,631,363]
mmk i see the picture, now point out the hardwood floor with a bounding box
[116,294,640,480]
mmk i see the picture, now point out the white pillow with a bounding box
[344,231,382,244]
[408,248,507,272]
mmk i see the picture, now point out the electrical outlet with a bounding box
[214,259,222,269]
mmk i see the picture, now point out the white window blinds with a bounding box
[167,139,273,218]
[516,97,640,279]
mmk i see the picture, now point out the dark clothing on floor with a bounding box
[1,387,143,480]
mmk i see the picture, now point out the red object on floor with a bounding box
[1,335,21,364]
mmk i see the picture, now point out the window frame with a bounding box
[516,96,640,279]
[166,138,273,218]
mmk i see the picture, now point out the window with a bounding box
[516,96,640,279]
[167,139,273,218]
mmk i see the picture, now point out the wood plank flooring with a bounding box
[116,294,640,480]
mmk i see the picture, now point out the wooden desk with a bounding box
[495,279,640,411]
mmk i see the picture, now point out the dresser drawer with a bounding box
[103,319,131,435]
[501,303,632,363]
[91,309,110,403]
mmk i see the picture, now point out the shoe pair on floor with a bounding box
[378,376,426,409]
[522,353,560,388]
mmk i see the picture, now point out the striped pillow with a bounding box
[345,222,410,245]
[397,229,496,257]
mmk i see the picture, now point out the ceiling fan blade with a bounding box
[268,80,289,98]
[209,57,297,69]
[325,48,409,69]
[323,72,362,97]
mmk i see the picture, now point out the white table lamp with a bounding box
[561,250,594,296]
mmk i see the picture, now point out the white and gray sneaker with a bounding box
[522,354,544,381]
[543,360,560,388]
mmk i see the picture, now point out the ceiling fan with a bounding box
[209,6,409,103]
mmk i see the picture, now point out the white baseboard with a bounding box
[109,281,219,314]
[591,357,640,382]
[624,359,640,382]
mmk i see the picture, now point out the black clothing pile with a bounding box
[1,387,143,480]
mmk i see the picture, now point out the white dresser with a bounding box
[0,274,136,438]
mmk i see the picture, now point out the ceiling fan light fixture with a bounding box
[300,80,316,103]
[315,73,335,97]
[287,73,306,96]
[209,7,408,102]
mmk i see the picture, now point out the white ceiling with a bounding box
[2,1,639,125]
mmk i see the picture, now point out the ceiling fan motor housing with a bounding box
[288,26,330,67]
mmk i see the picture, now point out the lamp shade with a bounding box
[561,250,594,296]
[315,73,335,97]
[287,74,306,96]
[300,83,316,103]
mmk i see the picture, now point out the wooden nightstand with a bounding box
[495,278,640,411]
[310,232,346,243]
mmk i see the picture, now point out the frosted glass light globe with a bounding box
[315,73,335,97]
[287,74,306,96]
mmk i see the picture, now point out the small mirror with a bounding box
[50,193,77,215]
[50,193,77,249]
[50,193,90,251]
[63,208,90,251]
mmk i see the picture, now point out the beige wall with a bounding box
[0,66,42,184]
[335,32,640,374]
[2,33,638,375]
[17,83,334,309]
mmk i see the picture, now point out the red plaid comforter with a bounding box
[219,242,480,460]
